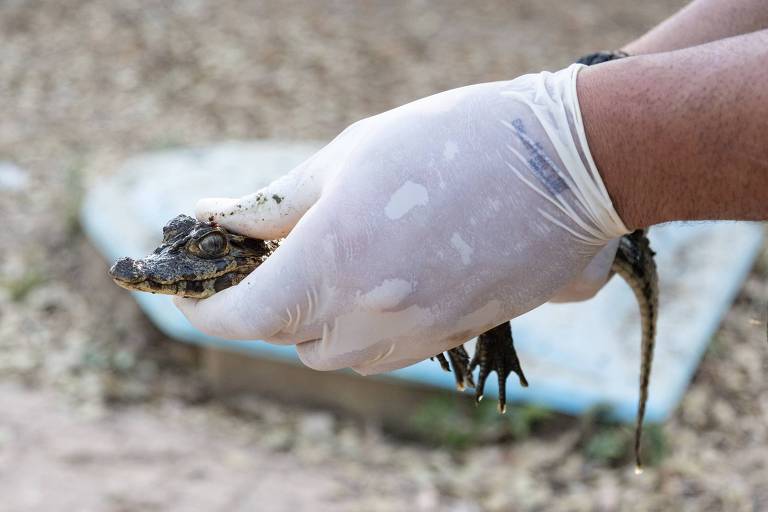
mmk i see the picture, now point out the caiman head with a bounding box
[109,214,276,298]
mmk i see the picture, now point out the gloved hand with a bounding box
[549,239,618,303]
[174,63,629,375]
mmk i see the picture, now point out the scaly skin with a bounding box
[470,322,529,414]
[611,230,658,473]
[110,215,277,298]
[433,346,475,391]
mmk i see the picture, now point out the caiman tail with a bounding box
[611,229,658,473]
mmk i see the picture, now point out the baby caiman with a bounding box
[110,214,657,471]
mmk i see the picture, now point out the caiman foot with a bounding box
[470,322,528,413]
[432,345,475,391]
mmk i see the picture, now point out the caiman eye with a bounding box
[198,232,227,256]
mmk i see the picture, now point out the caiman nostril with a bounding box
[109,257,145,283]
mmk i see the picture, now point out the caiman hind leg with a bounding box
[432,345,475,391]
[470,322,529,414]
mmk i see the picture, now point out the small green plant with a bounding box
[584,427,629,465]
[148,138,185,151]
[642,424,667,466]
[2,269,47,302]
[504,404,554,439]
[408,397,476,449]
[63,164,85,237]
[580,405,667,467]
[753,243,768,277]
[706,333,727,357]
[406,396,554,450]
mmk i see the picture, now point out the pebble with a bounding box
[297,412,335,441]
[0,162,28,191]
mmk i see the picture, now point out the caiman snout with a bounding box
[109,257,145,283]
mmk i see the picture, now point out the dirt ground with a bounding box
[1,0,767,510]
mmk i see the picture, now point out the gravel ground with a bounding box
[1,0,767,510]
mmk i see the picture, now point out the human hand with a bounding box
[174,64,628,375]
[548,239,618,303]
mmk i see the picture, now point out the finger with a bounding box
[297,322,472,376]
[172,238,319,342]
[195,156,323,239]
[549,238,619,302]
[295,337,422,374]
[174,288,287,342]
[294,304,436,373]
[295,339,366,372]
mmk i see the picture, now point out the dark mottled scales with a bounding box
[471,322,528,413]
[445,346,475,391]
[184,280,205,294]
[109,214,274,300]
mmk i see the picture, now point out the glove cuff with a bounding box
[562,64,631,242]
[504,64,630,244]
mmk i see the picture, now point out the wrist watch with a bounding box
[576,50,629,66]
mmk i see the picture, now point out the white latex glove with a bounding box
[549,239,618,303]
[175,64,629,375]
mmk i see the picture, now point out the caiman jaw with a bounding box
[111,275,186,297]
[110,268,251,298]
[109,257,146,284]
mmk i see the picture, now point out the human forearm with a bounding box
[579,29,768,229]
[623,0,768,55]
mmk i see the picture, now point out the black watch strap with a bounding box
[576,50,629,66]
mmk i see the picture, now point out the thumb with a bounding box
[173,232,314,342]
[195,156,322,239]
[549,238,619,303]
